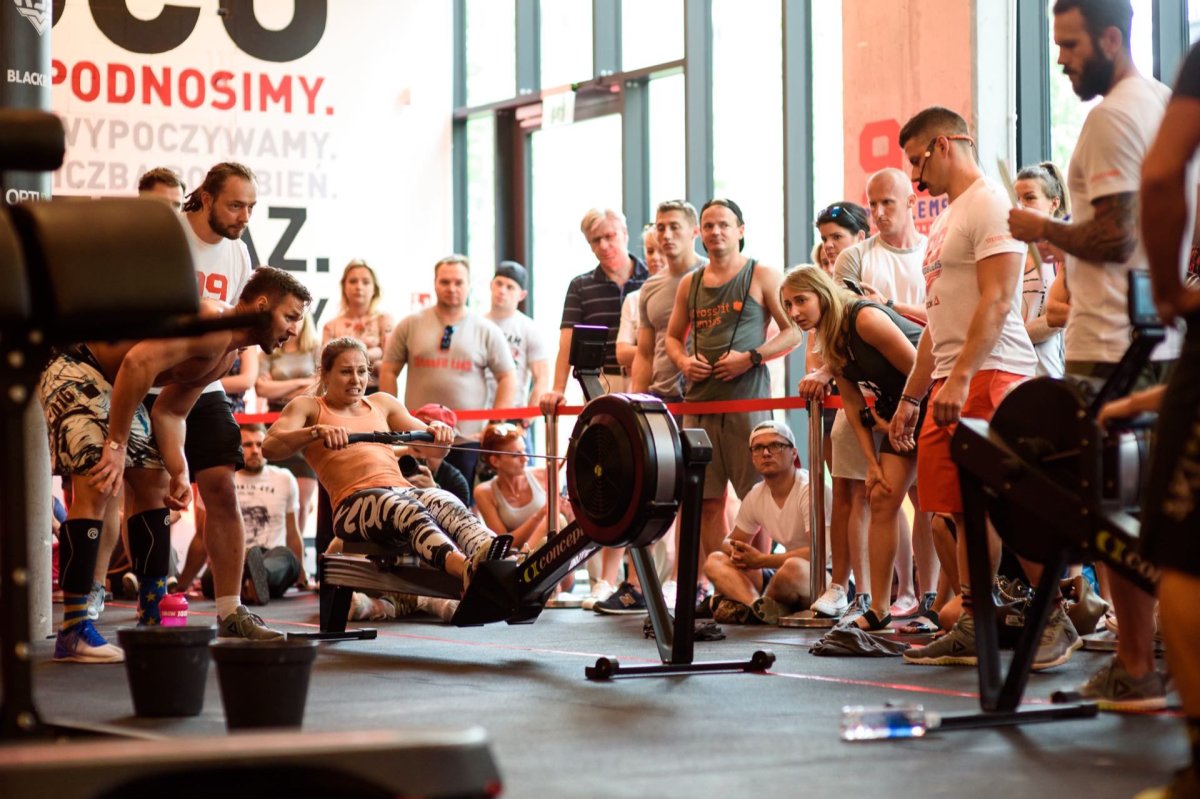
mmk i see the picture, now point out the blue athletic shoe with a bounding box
[53,619,124,663]
[594,581,647,615]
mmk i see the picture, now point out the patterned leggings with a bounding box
[333,487,495,570]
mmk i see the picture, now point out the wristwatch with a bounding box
[748,348,763,367]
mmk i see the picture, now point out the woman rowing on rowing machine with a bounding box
[263,337,510,591]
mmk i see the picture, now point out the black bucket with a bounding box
[210,638,318,730]
[117,625,216,717]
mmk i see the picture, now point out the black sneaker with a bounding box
[695,593,714,619]
[594,581,647,615]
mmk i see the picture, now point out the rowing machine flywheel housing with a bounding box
[566,394,682,548]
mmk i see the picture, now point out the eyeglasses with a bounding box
[440,325,455,351]
[749,441,793,456]
[915,134,976,192]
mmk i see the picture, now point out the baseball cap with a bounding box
[494,260,528,290]
[414,403,458,431]
[749,420,795,449]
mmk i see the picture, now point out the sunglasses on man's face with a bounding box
[440,325,455,351]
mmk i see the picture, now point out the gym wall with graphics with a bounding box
[46,0,455,326]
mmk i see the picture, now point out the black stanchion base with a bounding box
[287,628,378,642]
[936,702,1098,732]
[585,650,775,680]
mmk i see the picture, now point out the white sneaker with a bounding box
[810,584,849,617]
[661,580,678,607]
[580,579,615,611]
[349,592,396,621]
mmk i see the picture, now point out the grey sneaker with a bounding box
[1032,602,1083,671]
[86,581,107,621]
[837,593,871,628]
[217,605,285,641]
[904,612,978,666]
[1078,656,1167,712]
[750,595,788,625]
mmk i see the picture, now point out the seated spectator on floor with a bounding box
[263,338,509,591]
[703,421,829,625]
[196,424,310,604]
[473,422,555,551]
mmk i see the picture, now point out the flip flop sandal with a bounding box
[850,608,896,635]
[899,609,940,635]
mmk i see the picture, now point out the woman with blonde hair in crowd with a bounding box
[322,259,395,393]
[781,265,941,633]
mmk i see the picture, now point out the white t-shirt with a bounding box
[181,217,253,394]
[235,465,298,550]
[733,469,829,552]
[835,234,927,308]
[383,308,515,436]
[1021,258,1065,378]
[617,289,640,347]
[485,310,548,406]
[1065,74,1182,364]
[922,177,1037,380]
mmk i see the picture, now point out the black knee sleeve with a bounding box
[127,509,172,578]
[59,518,103,594]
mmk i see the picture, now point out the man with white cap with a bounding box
[702,420,828,624]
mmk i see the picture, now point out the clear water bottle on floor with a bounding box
[840,703,940,741]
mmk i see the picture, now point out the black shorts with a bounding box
[1141,317,1200,577]
[143,390,243,476]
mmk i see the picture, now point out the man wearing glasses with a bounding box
[539,208,650,611]
[380,254,518,440]
[702,421,826,625]
[890,106,1038,667]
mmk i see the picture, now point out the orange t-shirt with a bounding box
[303,397,410,508]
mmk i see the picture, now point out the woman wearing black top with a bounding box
[781,265,932,632]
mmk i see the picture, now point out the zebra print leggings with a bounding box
[333,486,495,570]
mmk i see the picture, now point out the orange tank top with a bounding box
[303,397,408,508]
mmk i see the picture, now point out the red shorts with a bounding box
[916,369,1028,514]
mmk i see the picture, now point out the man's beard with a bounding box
[253,312,280,353]
[208,207,242,240]
[1073,51,1116,101]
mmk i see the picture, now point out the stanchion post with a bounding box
[545,413,559,536]
[807,397,827,609]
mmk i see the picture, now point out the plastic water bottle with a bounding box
[160,593,188,627]
[839,703,940,741]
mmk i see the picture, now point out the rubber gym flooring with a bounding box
[23,590,1187,798]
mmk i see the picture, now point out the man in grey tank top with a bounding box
[664,199,803,602]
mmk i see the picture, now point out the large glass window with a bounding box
[711,0,784,271]
[540,0,593,89]
[465,0,515,106]
[465,114,497,310]
[530,114,623,413]
[622,0,685,71]
[648,72,687,220]
[1049,0,1156,170]
[1192,0,1200,42]
[810,0,845,243]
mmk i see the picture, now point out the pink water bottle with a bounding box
[160,593,188,626]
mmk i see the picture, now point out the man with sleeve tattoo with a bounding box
[1008,0,1186,712]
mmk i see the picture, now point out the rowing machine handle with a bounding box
[344,431,436,444]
